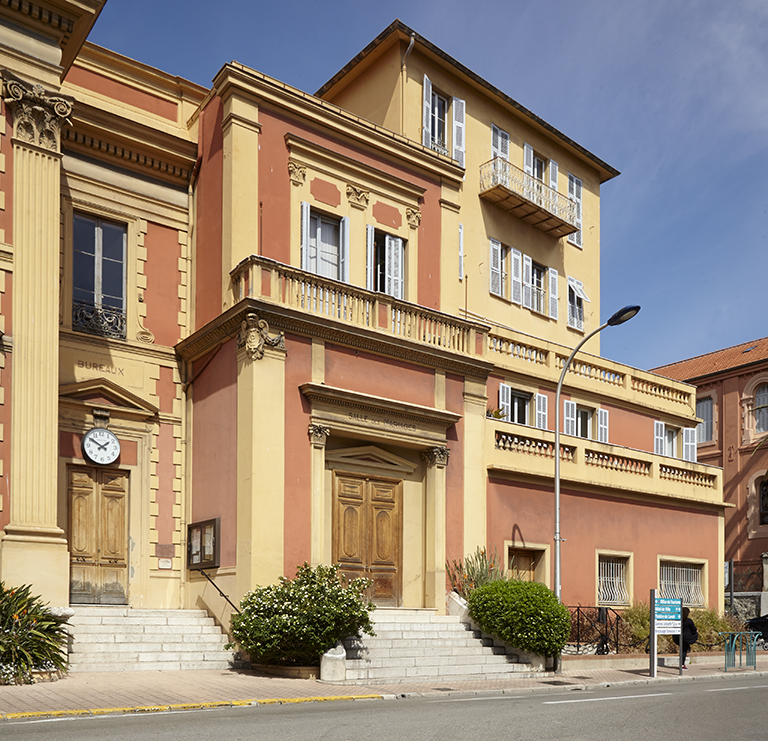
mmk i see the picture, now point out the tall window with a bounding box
[300,203,349,282]
[598,556,630,606]
[659,561,705,606]
[760,479,768,526]
[567,276,589,331]
[72,213,126,340]
[422,75,465,167]
[430,91,448,155]
[568,173,583,248]
[489,239,509,298]
[366,227,404,299]
[696,397,713,443]
[756,385,768,434]
[530,262,546,314]
[499,384,530,425]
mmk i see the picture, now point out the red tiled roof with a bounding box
[653,336,768,381]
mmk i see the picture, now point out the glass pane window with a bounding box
[659,561,704,606]
[598,556,630,605]
[760,479,768,526]
[696,397,713,443]
[756,385,768,434]
[430,92,448,154]
[509,392,529,425]
[530,263,546,314]
[72,213,126,340]
[309,213,341,280]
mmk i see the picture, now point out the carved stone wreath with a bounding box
[237,312,285,360]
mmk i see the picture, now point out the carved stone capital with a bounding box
[346,184,370,210]
[422,446,450,467]
[237,311,285,360]
[288,160,306,186]
[308,424,331,446]
[3,71,73,153]
[406,208,422,228]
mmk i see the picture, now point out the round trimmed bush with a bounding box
[228,563,376,666]
[468,580,570,657]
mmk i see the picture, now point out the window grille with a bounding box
[598,556,629,605]
[659,561,704,606]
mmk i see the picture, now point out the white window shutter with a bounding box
[522,254,532,309]
[511,248,522,305]
[654,421,666,456]
[458,223,464,281]
[564,400,576,436]
[340,216,350,283]
[568,173,583,248]
[524,143,534,176]
[549,160,559,192]
[598,409,609,443]
[452,97,465,168]
[366,225,375,291]
[300,201,311,272]
[536,393,548,430]
[490,238,502,296]
[683,428,697,462]
[548,267,558,320]
[492,124,500,158]
[500,129,509,160]
[422,74,432,147]
[390,236,404,299]
[499,383,512,422]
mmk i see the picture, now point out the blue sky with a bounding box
[88,0,768,371]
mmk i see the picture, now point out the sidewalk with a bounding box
[2,655,767,721]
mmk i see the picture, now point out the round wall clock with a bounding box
[82,427,121,465]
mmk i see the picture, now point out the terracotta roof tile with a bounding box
[653,336,768,381]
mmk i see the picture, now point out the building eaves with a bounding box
[653,336,768,382]
[315,19,620,184]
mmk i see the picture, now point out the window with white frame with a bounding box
[529,262,546,315]
[498,383,531,425]
[523,143,558,209]
[366,226,404,299]
[756,384,768,434]
[498,247,558,320]
[72,212,127,340]
[301,202,349,282]
[423,75,465,166]
[598,555,630,605]
[567,276,589,331]
[696,397,714,443]
[489,239,509,298]
[659,560,705,606]
[654,421,697,462]
[564,402,609,443]
[568,173,583,248]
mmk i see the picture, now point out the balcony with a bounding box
[488,421,723,507]
[479,157,578,238]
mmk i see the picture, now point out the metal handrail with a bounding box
[566,605,622,654]
[199,569,240,614]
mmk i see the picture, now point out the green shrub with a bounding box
[0,582,69,685]
[468,580,570,657]
[446,547,507,600]
[227,563,376,666]
[621,602,744,653]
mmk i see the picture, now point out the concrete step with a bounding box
[67,607,234,673]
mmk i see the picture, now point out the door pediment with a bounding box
[59,378,159,421]
[326,445,417,477]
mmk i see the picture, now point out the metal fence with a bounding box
[565,606,623,655]
[733,561,763,593]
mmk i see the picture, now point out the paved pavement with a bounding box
[2,655,767,720]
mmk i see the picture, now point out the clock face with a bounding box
[82,428,121,465]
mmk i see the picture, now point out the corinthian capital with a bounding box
[422,446,450,467]
[3,71,74,152]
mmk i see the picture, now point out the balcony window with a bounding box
[696,397,714,443]
[366,227,405,300]
[598,556,630,606]
[654,421,697,462]
[659,561,705,607]
[72,213,126,340]
[498,383,531,425]
[567,173,583,248]
[530,262,546,315]
[300,202,349,282]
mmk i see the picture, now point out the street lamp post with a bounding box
[553,305,640,602]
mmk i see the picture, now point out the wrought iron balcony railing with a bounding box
[72,300,127,340]
[479,157,578,238]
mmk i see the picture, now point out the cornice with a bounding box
[176,297,494,380]
[300,382,460,430]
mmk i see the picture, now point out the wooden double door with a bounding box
[68,466,129,604]
[333,472,402,606]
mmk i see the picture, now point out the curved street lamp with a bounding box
[554,305,641,602]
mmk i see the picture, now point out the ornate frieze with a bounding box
[288,160,306,186]
[406,208,422,228]
[237,311,285,360]
[3,72,73,153]
[308,424,331,446]
[422,446,450,467]
[346,184,370,210]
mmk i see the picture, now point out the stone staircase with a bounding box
[342,608,549,683]
[66,606,234,672]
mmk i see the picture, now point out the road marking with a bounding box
[431,696,526,703]
[706,685,768,692]
[543,692,672,704]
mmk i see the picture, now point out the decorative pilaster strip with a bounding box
[237,311,285,360]
[406,208,422,228]
[346,184,370,210]
[135,220,154,343]
[422,446,450,467]
[288,160,306,186]
[308,424,331,447]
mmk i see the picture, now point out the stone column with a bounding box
[0,74,74,605]
[423,445,449,613]
[309,424,330,566]
[234,312,286,600]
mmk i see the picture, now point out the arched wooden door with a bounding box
[332,471,402,606]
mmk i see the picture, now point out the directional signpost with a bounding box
[650,589,683,677]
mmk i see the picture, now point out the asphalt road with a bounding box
[5,675,768,740]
